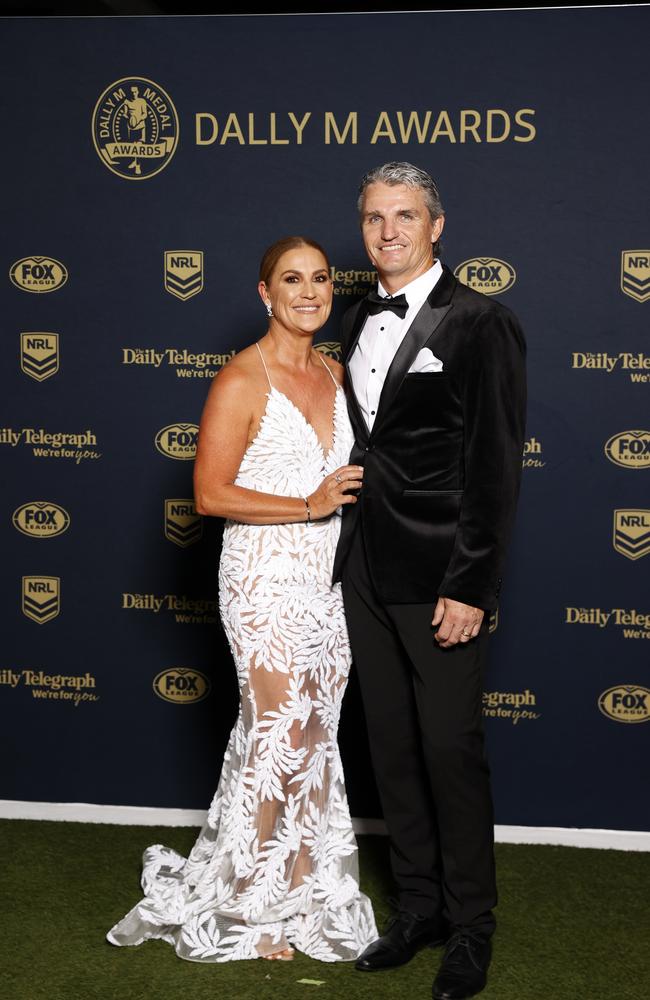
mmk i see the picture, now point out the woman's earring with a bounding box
[266,302,273,317]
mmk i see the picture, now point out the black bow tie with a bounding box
[366,290,409,319]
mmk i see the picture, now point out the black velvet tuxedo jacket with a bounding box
[332,263,527,611]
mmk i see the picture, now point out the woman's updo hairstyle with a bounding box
[259,236,331,286]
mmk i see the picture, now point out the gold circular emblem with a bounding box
[92,76,179,180]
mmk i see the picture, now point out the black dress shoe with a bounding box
[431,931,492,999]
[355,908,447,972]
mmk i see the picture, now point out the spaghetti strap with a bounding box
[315,349,339,388]
[255,341,273,390]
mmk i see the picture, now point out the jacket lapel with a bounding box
[370,265,457,434]
[343,299,371,442]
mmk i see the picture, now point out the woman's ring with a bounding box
[335,473,342,483]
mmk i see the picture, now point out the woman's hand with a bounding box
[308,465,363,520]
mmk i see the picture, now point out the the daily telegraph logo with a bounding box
[571,352,650,384]
[155,423,199,460]
[164,251,203,300]
[620,251,650,303]
[454,258,516,296]
[330,267,377,298]
[523,437,545,470]
[153,667,211,704]
[482,689,540,725]
[20,333,59,381]
[121,347,235,379]
[164,499,202,547]
[10,257,67,293]
[92,77,179,180]
[598,685,650,724]
[566,606,650,640]
[0,668,99,706]
[613,509,650,561]
[13,502,70,538]
[22,576,60,624]
[604,430,650,469]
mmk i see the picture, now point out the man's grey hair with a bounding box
[357,162,444,222]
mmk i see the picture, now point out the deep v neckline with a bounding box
[254,341,342,462]
[269,384,342,462]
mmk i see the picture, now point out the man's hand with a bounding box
[432,597,484,648]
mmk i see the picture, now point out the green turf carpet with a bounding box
[1,819,648,1000]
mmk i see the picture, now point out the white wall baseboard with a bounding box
[1,799,648,851]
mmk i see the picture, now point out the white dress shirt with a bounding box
[348,261,443,431]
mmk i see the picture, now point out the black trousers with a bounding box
[341,524,497,936]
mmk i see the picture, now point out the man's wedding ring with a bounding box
[461,628,471,637]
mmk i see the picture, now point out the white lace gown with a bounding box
[107,347,377,962]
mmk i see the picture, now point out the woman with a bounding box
[106,236,377,963]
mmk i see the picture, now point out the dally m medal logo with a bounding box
[13,502,70,538]
[10,257,68,294]
[605,430,650,469]
[22,575,60,624]
[164,499,203,547]
[92,77,179,180]
[153,667,212,705]
[315,341,343,363]
[454,258,516,295]
[598,685,650,724]
[164,251,203,300]
[613,509,650,560]
[621,251,650,303]
[20,333,59,381]
[155,423,199,460]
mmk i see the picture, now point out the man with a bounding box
[333,162,526,1000]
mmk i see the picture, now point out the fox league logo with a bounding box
[454,257,516,295]
[605,430,650,469]
[155,424,199,459]
[10,257,67,294]
[13,502,70,538]
[599,685,650,724]
[153,668,211,704]
[92,77,179,180]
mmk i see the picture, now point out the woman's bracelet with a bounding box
[303,496,312,525]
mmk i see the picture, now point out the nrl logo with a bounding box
[315,341,343,363]
[22,576,60,624]
[613,509,650,560]
[620,250,650,303]
[164,499,203,547]
[20,333,59,382]
[164,251,204,300]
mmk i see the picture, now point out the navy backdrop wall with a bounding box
[2,9,649,831]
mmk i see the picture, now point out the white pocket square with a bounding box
[407,348,444,374]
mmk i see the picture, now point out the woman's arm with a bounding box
[193,364,361,523]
